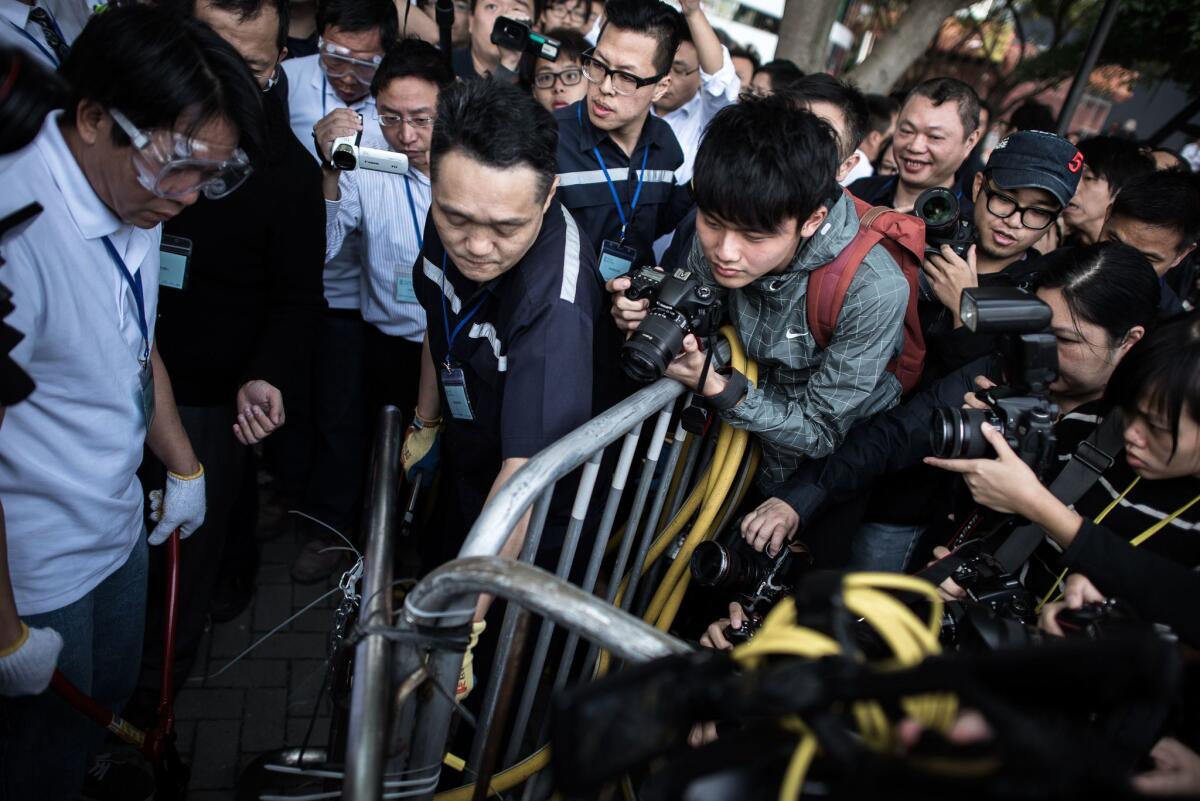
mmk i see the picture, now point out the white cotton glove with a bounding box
[148,465,207,545]
[0,623,64,696]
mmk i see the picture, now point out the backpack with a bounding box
[805,192,927,395]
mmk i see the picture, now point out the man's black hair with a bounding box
[164,0,290,50]
[1107,311,1200,458]
[906,77,980,139]
[1111,170,1200,251]
[864,93,899,136]
[692,93,838,234]
[1077,135,1156,193]
[786,74,868,162]
[544,26,590,62]
[370,36,454,96]
[598,0,682,77]
[728,43,759,71]
[317,0,399,49]
[431,79,558,198]
[1009,99,1055,133]
[60,6,265,156]
[1150,146,1191,172]
[753,58,803,92]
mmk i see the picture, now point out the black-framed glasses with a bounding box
[980,183,1059,230]
[533,67,583,89]
[580,51,665,96]
[544,1,587,24]
[670,63,700,78]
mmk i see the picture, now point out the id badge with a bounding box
[159,235,192,290]
[598,240,638,282]
[137,361,156,430]
[395,271,419,304]
[440,365,475,421]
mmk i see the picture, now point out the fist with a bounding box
[606,274,649,335]
[314,108,363,163]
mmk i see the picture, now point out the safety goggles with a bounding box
[317,38,383,86]
[109,108,252,201]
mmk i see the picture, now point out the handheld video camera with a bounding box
[620,266,723,383]
[930,287,1058,477]
[329,129,409,175]
[914,186,976,258]
[491,16,561,62]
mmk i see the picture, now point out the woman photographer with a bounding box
[928,312,1200,646]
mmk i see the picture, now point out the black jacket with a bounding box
[155,85,327,406]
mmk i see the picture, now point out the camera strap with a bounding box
[991,411,1125,573]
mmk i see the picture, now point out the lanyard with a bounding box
[5,18,59,66]
[1038,476,1200,611]
[578,103,651,244]
[438,253,488,368]
[100,236,150,364]
[403,176,424,250]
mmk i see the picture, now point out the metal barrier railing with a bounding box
[343,376,740,801]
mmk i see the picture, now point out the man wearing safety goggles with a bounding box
[0,8,262,799]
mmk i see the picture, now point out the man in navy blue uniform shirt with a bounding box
[554,0,690,276]
[405,79,608,567]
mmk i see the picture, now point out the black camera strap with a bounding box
[991,410,1125,573]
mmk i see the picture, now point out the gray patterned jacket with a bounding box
[687,192,909,487]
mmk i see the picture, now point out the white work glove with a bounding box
[148,465,207,545]
[0,623,64,696]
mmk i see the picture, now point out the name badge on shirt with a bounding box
[159,235,193,290]
[440,365,475,421]
[598,240,638,282]
[395,271,419,304]
[138,361,156,431]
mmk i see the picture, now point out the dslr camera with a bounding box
[931,287,1058,477]
[491,17,561,62]
[620,266,723,383]
[914,186,976,258]
[329,128,409,175]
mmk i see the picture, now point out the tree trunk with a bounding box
[844,0,966,93]
[775,0,843,74]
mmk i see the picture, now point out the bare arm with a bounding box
[393,0,440,44]
[681,0,723,75]
[145,346,201,476]
[416,333,441,422]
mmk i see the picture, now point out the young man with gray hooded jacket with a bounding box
[609,94,908,490]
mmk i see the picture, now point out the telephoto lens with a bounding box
[619,308,689,383]
[930,407,1002,459]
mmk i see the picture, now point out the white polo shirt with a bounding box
[283,54,385,311]
[0,113,160,616]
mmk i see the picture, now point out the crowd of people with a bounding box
[0,0,1198,798]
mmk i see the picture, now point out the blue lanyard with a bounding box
[5,17,60,66]
[101,236,150,364]
[438,253,488,367]
[403,176,424,250]
[578,103,651,244]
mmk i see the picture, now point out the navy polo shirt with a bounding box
[848,173,976,221]
[413,198,608,497]
[554,100,690,270]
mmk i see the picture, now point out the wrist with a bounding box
[0,622,28,657]
[412,408,442,429]
[168,463,204,481]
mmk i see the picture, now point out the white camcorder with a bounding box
[330,129,408,175]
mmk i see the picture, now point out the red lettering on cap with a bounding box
[1068,152,1084,173]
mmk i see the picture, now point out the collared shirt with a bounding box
[653,46,740,184]
[283,54,385,310]
[0,0,82,67]
[839,147,874,186]
[0,113,160,615]
[326,165,429,341]
[555,100,688,270]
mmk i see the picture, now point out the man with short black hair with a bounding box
[1064,135,1155,246]
[841,92,897,186]
[0,8,260,796]
[849,77,982,215]
[788,73,869,186]
[556,0,688,274]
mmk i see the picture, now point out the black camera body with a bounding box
[620,266,723,383]
[490,16,561,62]
[931,287,1059,477]
[939,552,1039,650]
[914,186,976,257]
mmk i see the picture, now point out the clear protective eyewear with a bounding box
[109,108,252,201]
[318,37,383,86]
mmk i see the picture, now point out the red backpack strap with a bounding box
[806,224,884,349]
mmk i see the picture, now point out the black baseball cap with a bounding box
[984,130,1083,208]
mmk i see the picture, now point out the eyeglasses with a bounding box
[670,63,700,78]
[376,111,434,128]
[109,108,252,200]
[317,38,383,86]
[544,2,587,24]
[533,67,583,89]
[980,183,1058,230]
[581,51,665,96]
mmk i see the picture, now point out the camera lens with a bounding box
[690,541,733,588]
[618,308,687,383]
[930,407,1000,459]
[331,144,357,171]
[914,187,960,236]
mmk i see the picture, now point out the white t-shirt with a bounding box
[0,113,159,615]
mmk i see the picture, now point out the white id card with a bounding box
[440,365,475,421]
